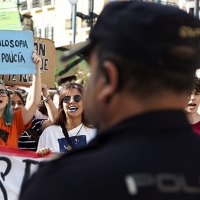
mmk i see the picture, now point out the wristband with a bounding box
[43,95,51,103]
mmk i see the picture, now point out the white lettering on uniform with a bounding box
[179,26,200,38]
[124,173,200,195]
[124,175,138,195]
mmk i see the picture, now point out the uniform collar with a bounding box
[95,110,191,143]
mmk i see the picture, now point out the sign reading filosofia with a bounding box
[0,30,35,74]
[0,37,55,88]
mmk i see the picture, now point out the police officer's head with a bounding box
[61,2,200,130]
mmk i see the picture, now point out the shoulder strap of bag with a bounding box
[61,124,73,149]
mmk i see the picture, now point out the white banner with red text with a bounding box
[0,146,54,200]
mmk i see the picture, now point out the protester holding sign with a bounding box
[0,50,41,148]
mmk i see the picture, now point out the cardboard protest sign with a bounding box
[0,1,22,30]
[1,37,55,88]
[0,74,33,87]
[34,37,55,88]
[0,30,35,75]
[0,146,56,200]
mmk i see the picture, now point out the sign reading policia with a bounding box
[0,35,55,88]
[0,30,35,74]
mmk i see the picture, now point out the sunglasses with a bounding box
[62,95,82,103]
[0,89,8,97]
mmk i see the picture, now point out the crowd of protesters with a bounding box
[0,66,95,155]
[2,54,200,157]
[1,1,200,200]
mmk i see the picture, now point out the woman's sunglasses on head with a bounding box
[62,95,82,103]
[7,90,22,95]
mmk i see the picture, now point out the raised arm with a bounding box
[40,83,58,131]
[21,51,42,125]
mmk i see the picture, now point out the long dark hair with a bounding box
[38,96,48,116]
[54,82,93,128]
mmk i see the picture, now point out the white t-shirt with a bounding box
[37,123,96,153]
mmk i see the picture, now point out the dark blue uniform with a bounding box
[19,110,200,200]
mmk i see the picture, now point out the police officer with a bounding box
[19,2,200,200]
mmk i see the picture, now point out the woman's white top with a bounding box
[37,123,96,153]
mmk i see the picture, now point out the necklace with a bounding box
[64,124,83,150]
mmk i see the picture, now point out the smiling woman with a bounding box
[37,82,96,153]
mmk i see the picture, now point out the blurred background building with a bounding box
[1,0,199,82]
[17,0,105,47]
[1,0,192,48]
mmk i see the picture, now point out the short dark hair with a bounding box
[193,76,200,93]
[58,75,76,86]
[54,82,93,128]
[94,45,197,99]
